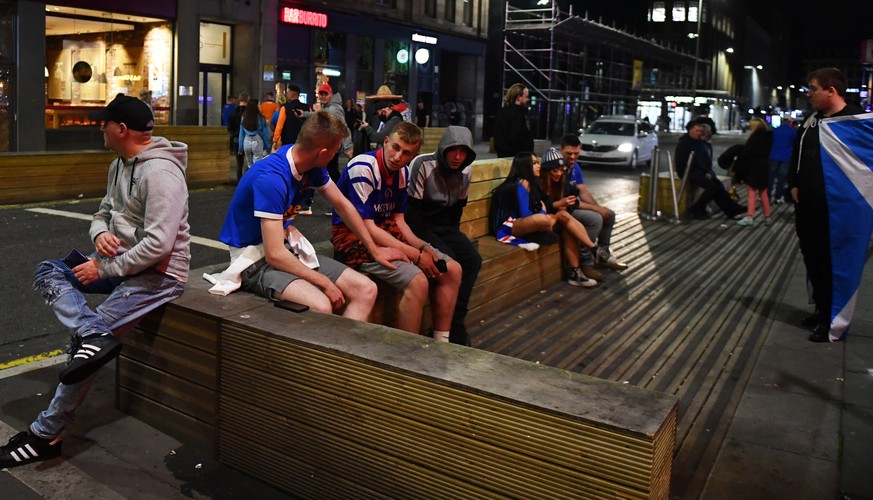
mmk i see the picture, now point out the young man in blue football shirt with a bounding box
[219,110,403,318]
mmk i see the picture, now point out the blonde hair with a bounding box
[503,83,527,106]
[296,111,349,150]
[391,121,423,146]
[748,118,768,135]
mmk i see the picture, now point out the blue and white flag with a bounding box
[819,112,873,340]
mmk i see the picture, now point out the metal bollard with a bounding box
[665,151,682,224]
[676,150,694,208]
[642,147,660,220]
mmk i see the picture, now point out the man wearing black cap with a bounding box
[0,94,190,468]
[361,99,404,147]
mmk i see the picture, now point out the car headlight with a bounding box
[617,143,634,153]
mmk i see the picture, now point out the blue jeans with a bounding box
[768,159,789,201]
[572,208,615,265]
[30,259,185,438]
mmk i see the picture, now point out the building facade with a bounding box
[0,0,490,153]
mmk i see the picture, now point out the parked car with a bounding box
[577,115,658,170]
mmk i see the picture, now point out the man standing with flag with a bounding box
[788,67,864,342]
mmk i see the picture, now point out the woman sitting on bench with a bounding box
[490,150,598,287]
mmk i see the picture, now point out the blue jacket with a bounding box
[768,124,797,163]
[238,115,271,152]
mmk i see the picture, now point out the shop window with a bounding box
[0,66,11,151]
[0,2,13,63]
[44,6,173,128]
[445,1,456,23]
[356,36,374,100]
[463,0,473,26]
[425,0,437,18]
[383,40,410,99]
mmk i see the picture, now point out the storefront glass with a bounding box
[45,5,173,129]
[0,2,14,151]
[383,40,409,98]
[356,36,374,102]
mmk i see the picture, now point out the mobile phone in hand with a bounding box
[63,248,89,268]
[274,300,309,313]
[435,259,448,273]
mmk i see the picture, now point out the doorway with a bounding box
[199,67,230,126]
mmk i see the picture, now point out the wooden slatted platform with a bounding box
[471,197,799,499]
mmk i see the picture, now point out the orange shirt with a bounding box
[260,100,279,123]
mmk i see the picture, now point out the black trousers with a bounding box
[412,225,482,345]
[689,174,742,217]
[795,202,832,325]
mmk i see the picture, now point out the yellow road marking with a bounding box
[0,349,65,371]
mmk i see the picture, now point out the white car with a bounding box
[577,115,658,170]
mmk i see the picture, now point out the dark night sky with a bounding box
[568,0,873,81]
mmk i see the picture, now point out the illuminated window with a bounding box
[652,2,666,22]
[672,1,686,22]
[688,4,698,22]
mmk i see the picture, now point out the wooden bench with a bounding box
[345,156,561,332]
[0,126,228,205]
[420,127,446,154]
[116,156,679,498]
[120,270,677,498]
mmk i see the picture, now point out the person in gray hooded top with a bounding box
[0,94,190,468]
[406,126,481,346]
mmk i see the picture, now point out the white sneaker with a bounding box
[736,215,755,226]
[298,207,313,215]
[568,268,597,288]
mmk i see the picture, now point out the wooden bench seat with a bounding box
[116,155,679,498]
[120,272,677,498]
[0,126,228,205]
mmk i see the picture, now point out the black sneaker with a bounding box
[0,431,62,468]
[59,334,123,385]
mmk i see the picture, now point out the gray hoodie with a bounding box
[305,92,353,154]
[406,126,477,229]
[89,136,191,282]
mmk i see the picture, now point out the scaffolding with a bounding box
[503,4,705,139]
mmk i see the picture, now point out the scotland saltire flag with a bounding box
[819,112,873,340]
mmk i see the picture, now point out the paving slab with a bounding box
[840,404,873,498]
[748,344,844,401]
[725,383,842,461]
[703,439,838,500]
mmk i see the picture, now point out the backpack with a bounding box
[392,102,413,122]
[717,144,744,181]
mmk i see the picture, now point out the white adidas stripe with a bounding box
[72,344,103,360]
[11,443,38,462]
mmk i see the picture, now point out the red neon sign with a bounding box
[280,7,328,28]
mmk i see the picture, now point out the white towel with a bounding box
[203,245,264,296]
[287,231,320,269]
